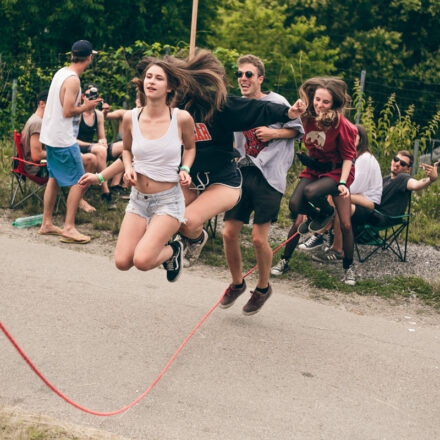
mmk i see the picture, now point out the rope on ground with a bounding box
[0,231,298,416]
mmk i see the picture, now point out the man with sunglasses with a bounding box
[221,54,304,315]
[350,150,438,228]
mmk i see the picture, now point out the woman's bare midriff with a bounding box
[135,173,178,194]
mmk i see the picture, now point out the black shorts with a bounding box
[79,144,92,154]
[190,160,242,191]
[352,205,375,227]
[224,166,282,224]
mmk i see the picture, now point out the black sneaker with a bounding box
[309,208,335,233]
[242,284,273,316]
[220,280,247,309]
[163,240,183,282]
[298,218,312,235]
[298,233,324,251]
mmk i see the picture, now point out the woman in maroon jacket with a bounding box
[271,77,358,285]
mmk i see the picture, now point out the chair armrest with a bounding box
[12,156,47,167]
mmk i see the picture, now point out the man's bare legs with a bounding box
[223,219,244,284]
[224,221,272,289]
[39,177,62,234]
[62,183,90,241]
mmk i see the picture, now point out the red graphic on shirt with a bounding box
[194,123,212,142]
[243,128,267,157]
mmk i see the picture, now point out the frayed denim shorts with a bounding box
[125,185,186,223]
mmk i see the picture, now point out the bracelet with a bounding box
[96,172,104,185]
[339,180,347,187]
[180,165,190,173]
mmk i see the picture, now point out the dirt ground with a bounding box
[1,209,439,439]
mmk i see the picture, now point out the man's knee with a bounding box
[222,221,241,243]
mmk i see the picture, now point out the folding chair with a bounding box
[354,205,411,263]
[10,130,48,208]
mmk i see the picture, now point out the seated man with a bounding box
[314,150,438,263]
[21,90,49,177]
[77,84,111,207]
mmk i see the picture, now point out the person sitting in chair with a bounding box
[21,90,48,177]
[350,150,437,229]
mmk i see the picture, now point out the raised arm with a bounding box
[61,76,101,118]
[407,162,438,191]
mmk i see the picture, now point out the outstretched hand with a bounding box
[78,172,99,188]
[420,161,438,182]
[288,99,306,120]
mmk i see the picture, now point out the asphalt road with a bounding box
[1,235,440,439]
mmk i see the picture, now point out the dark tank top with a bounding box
[78,111,98,143]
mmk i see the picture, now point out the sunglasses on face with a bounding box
[393,156,410,167]
[235,70,254,79]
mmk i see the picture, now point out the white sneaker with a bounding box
[342,265,356,286]
[271,258,289,276]
[183,229,209,267]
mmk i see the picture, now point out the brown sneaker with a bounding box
[242,284,273,316]
[220,280,247,309]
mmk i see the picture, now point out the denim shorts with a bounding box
[46,143,85,187]
[190,160,242,192]
[125,185,186,223]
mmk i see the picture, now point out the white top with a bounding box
[40,67,81,148]
[350,152,383,204]
[131,107,182,182]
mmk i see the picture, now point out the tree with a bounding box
[207,0,338,99]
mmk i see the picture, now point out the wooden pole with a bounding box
[189,0,199,59]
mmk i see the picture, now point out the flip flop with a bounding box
[38,227,63,236]
[60,236,91,244]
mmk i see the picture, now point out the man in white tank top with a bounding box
[39,40,101,243]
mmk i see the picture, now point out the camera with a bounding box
[87,87,99,100]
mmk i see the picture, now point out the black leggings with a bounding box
[283,177,354,268]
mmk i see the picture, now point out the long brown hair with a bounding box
[299,77,351,127]
[355,124,371,157]
[134,49,228,122]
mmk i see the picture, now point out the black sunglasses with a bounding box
[235,70,254,79]
[393,156,410,167]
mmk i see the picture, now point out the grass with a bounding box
[1,136,439,309]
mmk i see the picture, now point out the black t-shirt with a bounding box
[377,173,411,216]
[184,94,291,173]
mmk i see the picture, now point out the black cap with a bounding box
[71,40,97,57]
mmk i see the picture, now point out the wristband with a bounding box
[339,180,347,187]
[180,165,190,173]
[96,172,104,185]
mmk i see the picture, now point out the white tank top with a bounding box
[131,107,182,182]
[40,67,80,148]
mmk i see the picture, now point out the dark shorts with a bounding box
[352,205,374,227]
[224,166,282,224]
[107,140,123,161]
[190,160,242,191]
[79,144,93,154]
